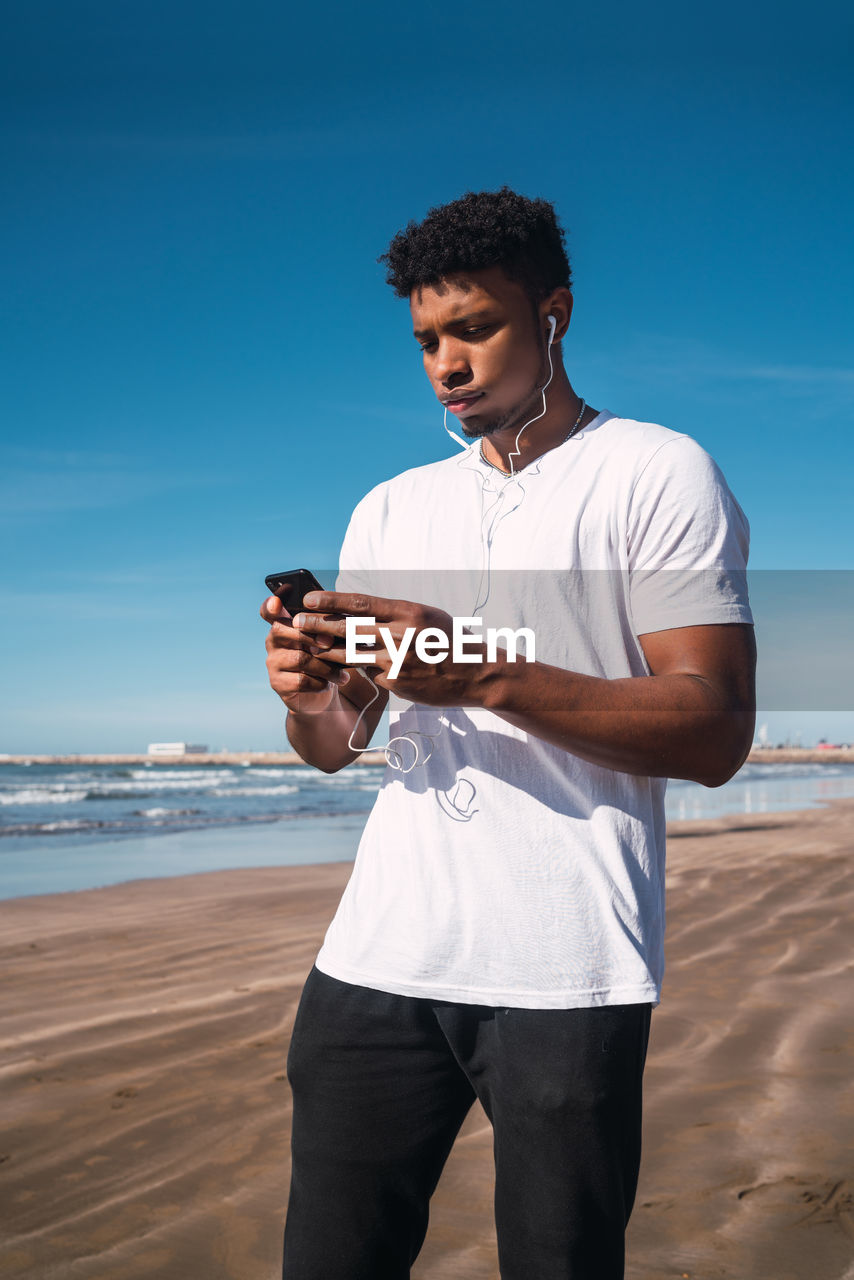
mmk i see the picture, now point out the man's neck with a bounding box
[479,378,595,475]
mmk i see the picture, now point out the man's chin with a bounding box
[459,419,501,440]
[456,390,544,441]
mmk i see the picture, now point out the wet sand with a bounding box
[1,802,852,1278]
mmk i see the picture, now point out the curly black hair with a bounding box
[379,186,571,302]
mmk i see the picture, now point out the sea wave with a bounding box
[33,819,93,832]
[0,805,372,839]
[133,807,202,818]
[208,785,299,798]
[127,768,239,782]
[0,788,88,806]
[0,818,108,835]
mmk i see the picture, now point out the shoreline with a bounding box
[0,813,369,902]
[2,747,853,766]
[0,798,846,906]
[6,773,854,902]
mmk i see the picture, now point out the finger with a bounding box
[267,623,330,653]
[297,618,386,662]
[269,648,352,685]
[301,590,402,619]
[281,673,337,700]
[291,613,401,646]
[290,612,349,641]
[320,643,390,671]
[260,594,294,624]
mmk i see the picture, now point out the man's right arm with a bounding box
[262,595,388,773]
[285,670,388,773]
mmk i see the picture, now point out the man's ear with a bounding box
[541,289,573,343]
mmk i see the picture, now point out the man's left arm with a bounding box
[480,621,756,788]
[293,592,756,790]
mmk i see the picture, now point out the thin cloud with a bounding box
[0,589,170,620]
[740,364,854,384]
[581,335,854,397]
[0,448,227,516]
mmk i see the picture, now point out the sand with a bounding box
[1,803,852,1279]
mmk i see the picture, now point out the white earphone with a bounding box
[546,314,557,346]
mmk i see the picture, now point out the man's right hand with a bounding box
[261,595,351,717]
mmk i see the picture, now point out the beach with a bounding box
[1,801,853,1279]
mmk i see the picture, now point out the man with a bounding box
[262,187,756,1279]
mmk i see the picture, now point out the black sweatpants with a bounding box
[282,966,651,1280]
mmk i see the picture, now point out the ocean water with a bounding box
[1,760,853,899]
[665,760,854,820]
[0,761,386,845]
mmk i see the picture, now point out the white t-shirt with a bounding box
[314,412,753,1008]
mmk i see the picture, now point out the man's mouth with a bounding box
[442,391,484,415]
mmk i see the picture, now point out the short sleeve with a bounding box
[627,436,753,634]
[335,483,393,597]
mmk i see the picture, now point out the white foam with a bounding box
[135,806,201,817]
[127,768,238,783]
[0,788,88,806]
[86,776,235,796]
[208,785,299,798]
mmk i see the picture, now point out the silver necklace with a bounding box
[562,397,587,444]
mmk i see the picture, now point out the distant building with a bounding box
[147,742,209,756]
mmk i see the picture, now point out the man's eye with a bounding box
[419,342,437,354]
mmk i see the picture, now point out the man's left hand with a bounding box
[291,591,496,707]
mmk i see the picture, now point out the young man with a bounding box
[262,188,756,1279]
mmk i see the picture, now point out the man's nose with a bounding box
[434,337,472,387]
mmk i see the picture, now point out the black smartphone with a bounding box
[264,568,326,618]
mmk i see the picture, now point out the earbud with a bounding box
[546,314,557,346]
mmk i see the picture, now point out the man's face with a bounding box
[410,266,549,439]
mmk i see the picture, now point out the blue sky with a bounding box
[2,1,853,752]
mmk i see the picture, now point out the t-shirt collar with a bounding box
[460,409,613,478]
